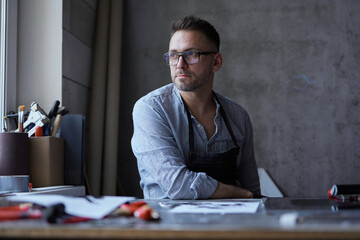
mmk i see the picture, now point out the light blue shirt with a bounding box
[131,83,260,199]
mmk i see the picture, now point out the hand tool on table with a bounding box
[51,106,69,136]
[115,201,160,221]
[47,100,60,134]
[48,100,60,120]
[23,102,51,137]
[45,203,91,224]
[0,203,42,221]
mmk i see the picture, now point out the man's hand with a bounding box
[209,182,254,199]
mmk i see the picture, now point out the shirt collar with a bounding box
[172,84,221,116]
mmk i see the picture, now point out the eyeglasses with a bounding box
[163,51,217,66]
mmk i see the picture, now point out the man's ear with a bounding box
[212,53,223,73]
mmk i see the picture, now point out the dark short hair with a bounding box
[171,16,220,51]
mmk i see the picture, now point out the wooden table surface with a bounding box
[0,198,359,240]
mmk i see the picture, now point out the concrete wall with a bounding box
[17,0,62,113]
[62,0,97,117]
[13,0,96,123]
[119,0,360,197]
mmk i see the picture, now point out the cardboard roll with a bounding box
[0,175,29,193]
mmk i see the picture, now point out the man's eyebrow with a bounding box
[168,48,200,52]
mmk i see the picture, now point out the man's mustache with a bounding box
[175,70,193,76]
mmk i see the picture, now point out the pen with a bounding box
[84,196,93,202]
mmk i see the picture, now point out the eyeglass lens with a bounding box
[166,51,199,66]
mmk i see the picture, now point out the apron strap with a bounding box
[213,92,240,148]
[182,99,195,154]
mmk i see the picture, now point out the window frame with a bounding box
[0,0,17,132]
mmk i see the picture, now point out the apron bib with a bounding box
[183,93,240,185]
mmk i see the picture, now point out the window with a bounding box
[0,0,17,132]
[1,0,62,132]
[0,0,8,132]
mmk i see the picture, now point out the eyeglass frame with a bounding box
[163,51,217,66]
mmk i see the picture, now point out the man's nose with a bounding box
[176,55,188,69]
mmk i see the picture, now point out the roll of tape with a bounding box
[0,175,29,193]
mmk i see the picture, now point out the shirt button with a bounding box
[197,124,201,128]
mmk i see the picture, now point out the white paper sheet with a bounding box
[168,201,260,214]
[6,195,135,219]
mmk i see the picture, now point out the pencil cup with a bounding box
[28,136,64,187]
[0,132,29,175]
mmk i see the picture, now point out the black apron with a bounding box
[183,93,240,185]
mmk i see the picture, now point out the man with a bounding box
[131,16,260,199]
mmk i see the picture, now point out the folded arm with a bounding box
[131,99,218,199]
[210,182,254,199]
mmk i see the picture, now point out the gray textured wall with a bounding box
[62,0,97,118]
[118,0,360,198]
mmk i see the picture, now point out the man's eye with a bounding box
[185,51,195,57]
[169,53,177,58]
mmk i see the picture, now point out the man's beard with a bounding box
[172,69,212,92]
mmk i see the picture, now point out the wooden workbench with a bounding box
[0,198,359,240]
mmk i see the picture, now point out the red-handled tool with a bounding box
[0,204,31,212]
[119,201,147,216]
[117,201,159,221]
[134,204,160,221]
[0,204,41,221]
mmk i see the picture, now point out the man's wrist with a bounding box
[210,182,253,199]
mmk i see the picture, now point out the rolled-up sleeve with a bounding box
[131,98,218,200]
[236,112,260,195]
